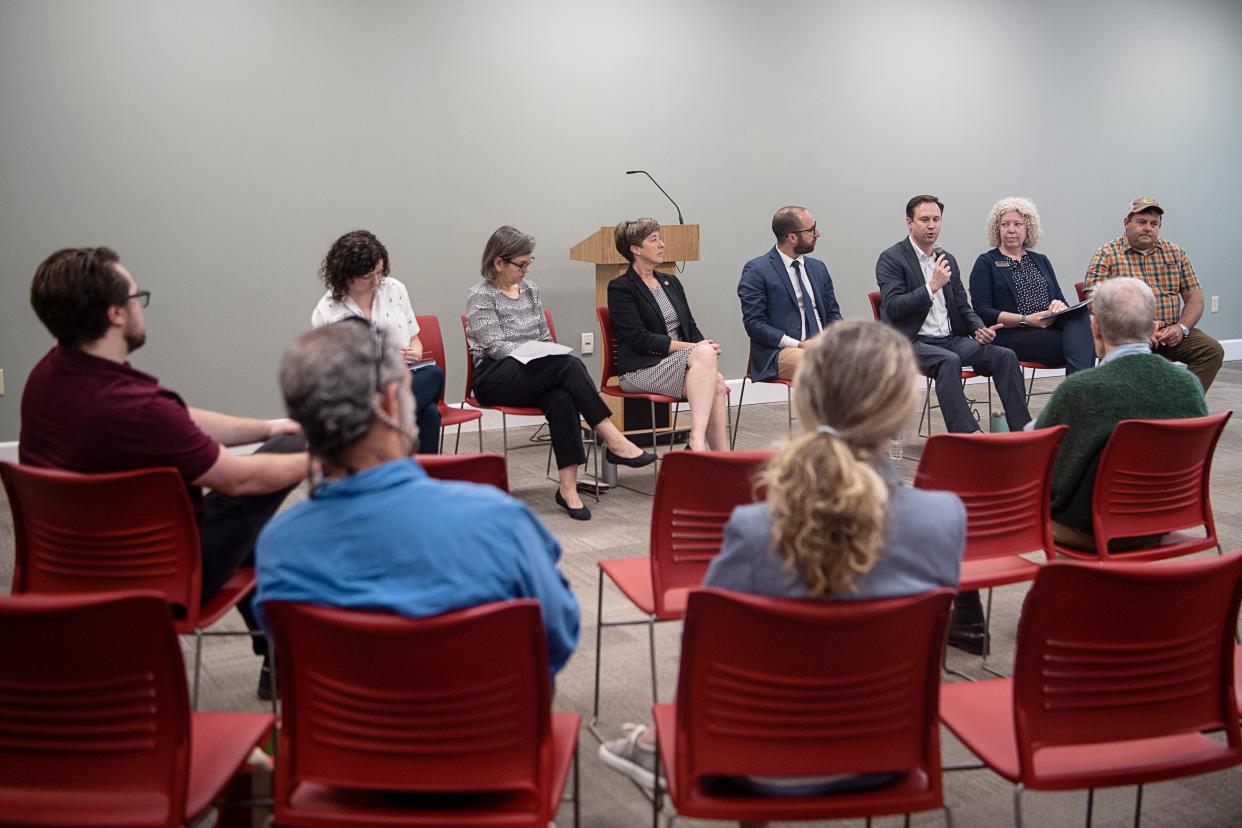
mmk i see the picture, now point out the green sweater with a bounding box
[1034,353,1207,531]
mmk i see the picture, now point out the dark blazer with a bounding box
[737,247,843,382]
[607,266,704,375]
[875,239,982,340]
[968,248,1068,326]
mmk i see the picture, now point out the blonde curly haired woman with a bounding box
[599,320,966,813]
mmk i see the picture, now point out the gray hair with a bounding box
[1093,277,1155,346]
[480,226,535,283]
[279,320,408,462]
[985,196,1042,249]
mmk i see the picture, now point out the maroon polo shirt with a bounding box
[19,346,221,520]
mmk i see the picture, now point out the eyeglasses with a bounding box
[128,290,151,308]
[504,256,535,272]
[791,224,818,236]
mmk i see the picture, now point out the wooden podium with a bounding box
[570,224,700,436]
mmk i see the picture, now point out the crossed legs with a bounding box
[684,344,728,451]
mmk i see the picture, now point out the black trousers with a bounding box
[992,311,1095,374]
[913,334,1031,433]
[199,432,304,654]
[409,364,445,455]
[473,355,612,470]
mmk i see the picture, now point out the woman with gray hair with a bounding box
[606,217,729,451]
[968,197,1094,373]
[466,225,655,521]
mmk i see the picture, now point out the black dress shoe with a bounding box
[947,624,986,656]
[554,489,591,520]
[605,448,657,468]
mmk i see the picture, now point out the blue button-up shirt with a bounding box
[255,459,580,673]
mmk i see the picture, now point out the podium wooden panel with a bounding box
[570,225,699,435]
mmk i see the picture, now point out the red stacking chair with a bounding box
[914,427,1066,661]
[868,291,991,436]
[1074,281,1088,302]
[730,349,793,450]
[1053,412,1231,562]
[652,587,955,826]
[0,592,274,828]
[941,555,1242,827]
[0,462,257,709]
[415,452,509,491]
[590,450,770,741]
[415,314,483,453]
[264,599,579,828]
[596,306,731,491]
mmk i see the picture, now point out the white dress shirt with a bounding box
[311,276,421,346]
[776,249,821,348]
[910,237,950,338]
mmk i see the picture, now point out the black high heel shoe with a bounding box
[605,448,657,468]
[554,489,591,520]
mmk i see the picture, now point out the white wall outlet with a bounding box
[1210,295,1219,313]
[580,332,594,355]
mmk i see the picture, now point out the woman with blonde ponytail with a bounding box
[598,321,967,803]
[706,319,964,602]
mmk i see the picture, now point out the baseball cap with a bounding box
[1126,196,1163,216]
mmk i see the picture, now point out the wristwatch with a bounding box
[1018,314,1028,328]
[1179,323,1190,338]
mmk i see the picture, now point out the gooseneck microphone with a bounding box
[625,170,684,224]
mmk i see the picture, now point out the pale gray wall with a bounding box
[2,0,1240,441]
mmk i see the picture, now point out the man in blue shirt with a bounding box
[255,319,579,674]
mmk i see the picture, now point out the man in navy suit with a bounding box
[738,206,843,382]
[875,195,1030,433]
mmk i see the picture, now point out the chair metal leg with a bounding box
[724,390,732,449]
[731,376,747,450]
[501,412,510,458]
[944,804,955,828]
[1014,783,1025,828]
[919,377,934,437]
[651,746,662,828]
[591,572,605,730]
[192,629,204,710]
[1133,784,1143,828]
[476,415,483,452]
[1086,787,1094,827]
[650,400,659,489]
[786,384,793,432]
[573,742,581,828]
[648,617,659,704]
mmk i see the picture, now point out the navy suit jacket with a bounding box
[968,248,1068,326]
[738,247,842,382]
[875,239,982,341]
[607,266,704,375]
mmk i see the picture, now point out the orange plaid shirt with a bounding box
[1084,236,1200,326]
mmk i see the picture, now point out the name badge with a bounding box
[994,260,1011,268]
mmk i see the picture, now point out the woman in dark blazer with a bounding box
[968,197,1094,374]
[607,217,729,451]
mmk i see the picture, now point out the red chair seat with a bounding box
[186,711,280,818]
[597,557,688,620]
[278,712,579,827]
[188,567,256,632]
[653,705,938,822]
[958,555,1042,591]
[1054,530,1217,563]
[438,402,482,428]
[942,678,1240,789]
[464,395,543,418]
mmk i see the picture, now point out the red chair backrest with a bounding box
[0,463,204,623]
[649,451,772,616]
[868,291,882,322]
[460,309,556,400]
[595,306,620,389]
[0,592,192,828]
[1011,556,1242,781]
[675,587,953,782]
[415,453,509,491]
[415,314,449,404]
[1074,281,1088,302]
[914,428,1066,562]
[1090,412,1230,553]
[265,599,553,801]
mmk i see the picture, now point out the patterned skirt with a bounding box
[619,348,692,398]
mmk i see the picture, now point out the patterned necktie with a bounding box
[793,260,820,338]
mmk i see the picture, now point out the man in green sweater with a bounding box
[1033,277,1207,549]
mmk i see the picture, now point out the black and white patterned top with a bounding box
[618,281,692,398]
[1003,253,1051,315]
[465,279,551,366]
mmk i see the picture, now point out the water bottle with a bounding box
[989,411,1009,433]
[888,432,904,461]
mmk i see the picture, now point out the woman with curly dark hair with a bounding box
[311,230,443,454]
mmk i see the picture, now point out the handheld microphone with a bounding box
[625,170,684,224]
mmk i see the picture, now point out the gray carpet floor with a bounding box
[4,363,1242,827]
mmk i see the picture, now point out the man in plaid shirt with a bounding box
[1084,197,1224,392]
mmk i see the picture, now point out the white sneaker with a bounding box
[598,723,664,792]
